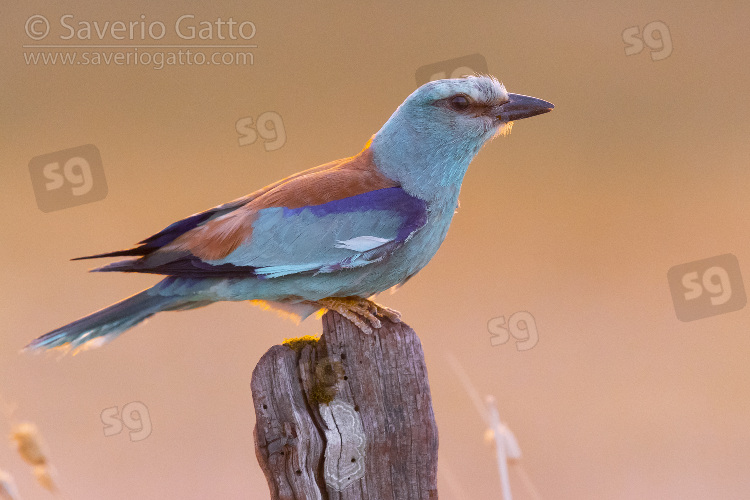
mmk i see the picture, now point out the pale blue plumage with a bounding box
[27,75,553,352]
[210,187,426,277]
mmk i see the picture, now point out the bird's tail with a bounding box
[25,287,207,353]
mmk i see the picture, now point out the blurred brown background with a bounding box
[2,1,749,498]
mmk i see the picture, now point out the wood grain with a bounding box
[252,311,439,499]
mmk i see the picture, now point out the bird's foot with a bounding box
[317,296,401,334]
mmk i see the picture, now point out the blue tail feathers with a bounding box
[26,289,189,352]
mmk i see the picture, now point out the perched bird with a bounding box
[26,75,553,353]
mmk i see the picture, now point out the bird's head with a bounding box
[371,75,554,201]
[396,75,553,142]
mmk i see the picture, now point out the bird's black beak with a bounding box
[496,93,554,121]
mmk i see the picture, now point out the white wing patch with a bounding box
[334,236,392,252]
[255,262,326,279]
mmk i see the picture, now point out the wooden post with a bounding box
[252,311,439,499]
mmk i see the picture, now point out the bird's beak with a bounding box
[496,93,554,121]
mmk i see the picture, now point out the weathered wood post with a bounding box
[251,311,439,499]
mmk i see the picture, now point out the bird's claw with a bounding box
[368,301,401,324]
[318,297,401,334]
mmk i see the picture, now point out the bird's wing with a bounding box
[216,186,427,279]
[72,152,358,261]
[85,146,428,278]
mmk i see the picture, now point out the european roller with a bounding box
[27,75,553,352]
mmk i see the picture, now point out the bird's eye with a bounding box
[448,94,472,111]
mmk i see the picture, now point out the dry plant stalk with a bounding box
[10,422,57,493]
[0,469,21,500]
